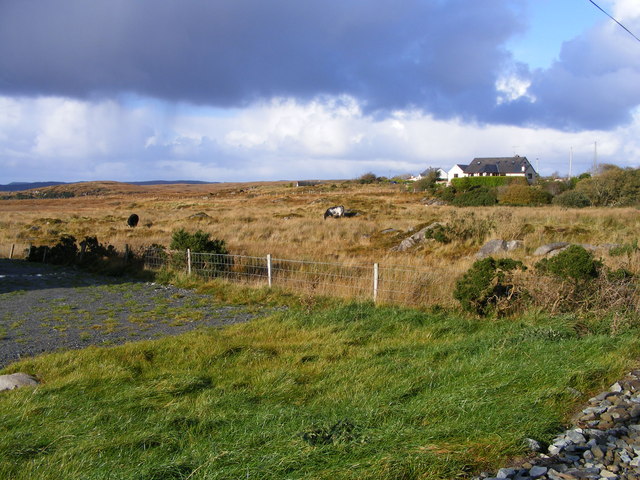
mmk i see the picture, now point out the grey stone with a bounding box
[476,239,508,259]
[525,438,543,452]
[533,242,570,256]
[497,468,516,478]
[0,372,39,391]
[505,240,524,252]
[391,222,445,252]
[529,466,548,478]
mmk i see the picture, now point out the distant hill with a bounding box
[0,180,217,192]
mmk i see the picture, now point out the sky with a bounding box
[1,0,640,183]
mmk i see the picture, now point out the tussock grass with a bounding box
[4,181,640,307]
[1,304,639,479]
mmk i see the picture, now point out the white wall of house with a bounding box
[447,164,466,181]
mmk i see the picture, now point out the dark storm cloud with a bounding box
[2,0,639,130]
[0,0,521,114]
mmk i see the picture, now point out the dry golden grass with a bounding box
[2,180,640,306]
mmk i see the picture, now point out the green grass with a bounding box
[1,303,639,479]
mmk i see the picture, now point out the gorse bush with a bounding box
[170,229,228,254]
[535,245,602,284]
[453,257,526,316]
[451,186,497,207]
[552,190,591,208]
[498,185,552,206]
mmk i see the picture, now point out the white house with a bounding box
[414,168,448,182]
[447,156,537,184]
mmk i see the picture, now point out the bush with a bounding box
[170,229,228,254]
[451,176,517,191]
[535,245,602,283]
[498,185,552,205]
[453,257,526,316]
[357,172,378,184]
[452,187,497,207]
[552,190,591,208]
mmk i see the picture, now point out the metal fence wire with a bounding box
[142,248,432,305]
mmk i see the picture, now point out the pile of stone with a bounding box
[476,370,640,480]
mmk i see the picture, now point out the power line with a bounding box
[586,0,640,44]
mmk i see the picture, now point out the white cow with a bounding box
[323,205,345,220]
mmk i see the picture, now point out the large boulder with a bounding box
[0,373,39,392]
[391,222,445,252]
[533,242,570,256]
[476,239,507,259]
[476,239,524,259]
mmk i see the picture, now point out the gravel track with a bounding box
[0,259,267,369]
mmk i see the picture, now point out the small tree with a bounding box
[170,229,228,254]
[454,257,526,316]
[357,172,378,184]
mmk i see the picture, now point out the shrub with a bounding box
[552,190,591,208]
[498,185,552,205]
[451,176,519,191]
[453,257,526,316]
[357,172,378,184]
[170,229,228,254]
[452,187,497,207]
[535,245,602,283]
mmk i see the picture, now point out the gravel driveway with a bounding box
[0,259,267,369]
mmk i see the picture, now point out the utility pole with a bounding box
[569,147,573,178]
[593,141,598,172]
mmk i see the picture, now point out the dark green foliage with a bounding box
[169,229,228,254]
[552,190,591,208]
[451,176,514,190]
[424,223,450,243]
[451,186,497,207]
[454,257,526,315]
[434,185,456,202]
[357,172,378,184]
[575,165,640,206]
[27,234,79,264]
[535,245,602,283]
[79,236,117,265]
[498,185,552,205]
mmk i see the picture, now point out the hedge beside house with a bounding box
[451,176,526,190]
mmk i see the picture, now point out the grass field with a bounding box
[2,180,640,307]
[2,181,640,479]
[1,300,640,479]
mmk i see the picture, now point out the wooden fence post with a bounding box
[42,246,48,263]
[187,249,192,275]
[267,254,272,287]
[9,244,15,259]
[373,263,379,303]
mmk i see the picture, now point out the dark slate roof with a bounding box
[463,156,531,175]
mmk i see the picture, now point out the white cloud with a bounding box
[1,94,640,183]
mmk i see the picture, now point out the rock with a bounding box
[529,466,548,478]
[476,239,508,259]
[525,438,543,452]
[497,467,516,478]
[391,222,445,252]
[506,240,524,252]
[188,212,211,219]
[0,372,39,391]
[533,242,571,256]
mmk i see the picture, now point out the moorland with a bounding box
[1,177,640,479]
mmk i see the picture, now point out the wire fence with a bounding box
[0,242,434,306]
[143,248,434,305]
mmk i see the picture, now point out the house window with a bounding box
[527,173,532,179]
[453,174,458,178]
